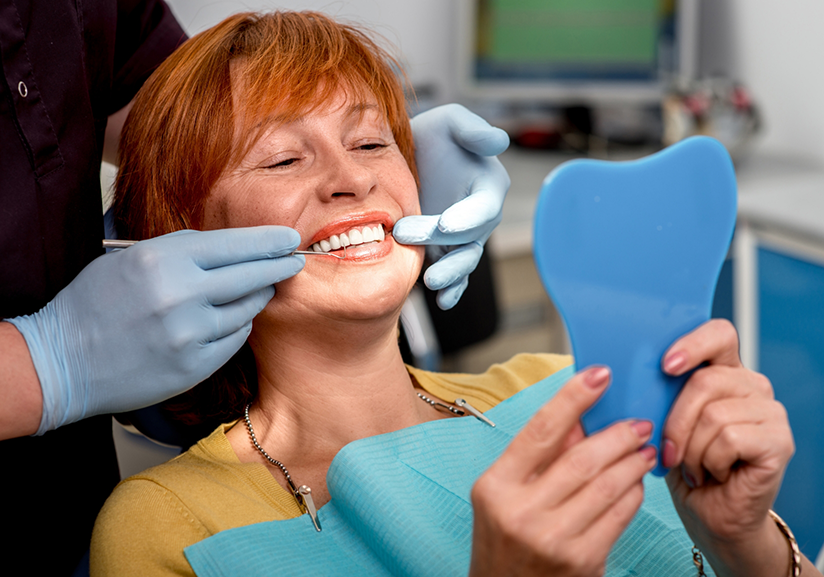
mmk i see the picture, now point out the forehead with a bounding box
[260,94,385,131]
[231,58,383,121]
[228,62,388,155]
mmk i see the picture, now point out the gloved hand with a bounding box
[393,104,510,310]
[8,226,303,435]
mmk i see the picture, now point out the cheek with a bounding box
[407,244,425,276]
[201,190,231,230]
[407,188,421,217]
[395,243,425,303]
[202,179,305,230]
[388,167,421,217]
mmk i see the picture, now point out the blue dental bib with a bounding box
[185,367,713,576]
[533,136,737,475]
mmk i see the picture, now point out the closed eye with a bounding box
[355,142,390,152]
[265,157,300,168]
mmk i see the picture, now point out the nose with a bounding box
[315,146,377,202]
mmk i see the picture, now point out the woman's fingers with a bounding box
[535,419,653,510]
[662,318,742,376]
[680,398,773,485]
[553,443,657,536]
[520,481,647,577]
[663,365,774,469]
[470,366,663,577]
[493,366,611,483]
[575,479,647,560]
[693,403,794,486]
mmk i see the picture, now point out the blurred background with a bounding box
[110,0,824,564]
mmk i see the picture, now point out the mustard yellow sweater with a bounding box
[90,353,572,577]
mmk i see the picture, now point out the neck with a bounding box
[256,319,426,448]
[228,308,442,499]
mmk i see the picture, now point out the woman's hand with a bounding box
[661,319,804,577]
[469,366,658,577]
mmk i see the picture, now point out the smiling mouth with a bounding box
[310,224,387,254]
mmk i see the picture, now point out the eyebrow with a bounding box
[253,102,380,131]
[347,102,379,115]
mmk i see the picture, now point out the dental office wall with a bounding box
[165,0,454,106]
[700,0,824,163]
[165,0,824,164]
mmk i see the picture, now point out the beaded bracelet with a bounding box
[691,510,801,577]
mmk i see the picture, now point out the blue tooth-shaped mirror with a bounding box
[533,136,737,476]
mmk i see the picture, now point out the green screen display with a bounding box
[479,0,664,68]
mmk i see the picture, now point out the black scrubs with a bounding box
[0,1,184,573]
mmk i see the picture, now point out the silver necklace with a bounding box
[244,403,322,531]
[243,393,494,533]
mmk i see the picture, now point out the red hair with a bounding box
[113,11,417,431]
[114,10,416,240]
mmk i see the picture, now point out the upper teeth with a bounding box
[312,224,386,253]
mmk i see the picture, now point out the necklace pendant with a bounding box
[454,398,496,427]
[297,485,322,532]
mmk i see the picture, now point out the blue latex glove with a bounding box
[8,226,303,435]
[393,104,510,310]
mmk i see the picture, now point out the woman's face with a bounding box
[202,87,423,325]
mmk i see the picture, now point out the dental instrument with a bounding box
[102,239,347,259]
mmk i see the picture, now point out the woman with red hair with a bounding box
[91,11,817,577]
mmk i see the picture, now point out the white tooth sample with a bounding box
[313,243,323,252]
[319,239,332,252]
[349,228,363,245]
[329,235,341,250]
[339,232,351,247]
[375,225,385,241]
[362,226,375,243]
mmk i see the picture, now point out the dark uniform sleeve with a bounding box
[110,0,187,113]
[0,2,187,576]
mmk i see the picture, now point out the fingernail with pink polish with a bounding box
[662,439,677,468]
[584,367,610,389]
[631,420,653,440]
[663,352,687,375]
[640,446,657,463]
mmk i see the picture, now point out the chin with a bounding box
[263,248,423,328]
[336,283,411,321]
[320,262,420,321]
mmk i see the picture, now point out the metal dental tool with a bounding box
[293,247,347,259]
[103,239,347,259]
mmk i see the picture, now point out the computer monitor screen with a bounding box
[458,0,696,104]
